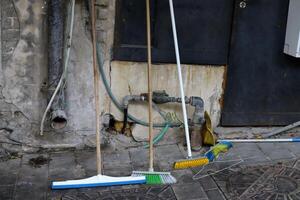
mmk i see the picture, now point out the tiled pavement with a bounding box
[0,142,299,200]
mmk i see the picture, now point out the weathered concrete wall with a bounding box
[0,0,225,152]
[110,62,225,127]
[0,0,100,152]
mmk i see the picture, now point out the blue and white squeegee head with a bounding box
[52,175,146,189]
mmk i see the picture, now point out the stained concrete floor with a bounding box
[0,141,299,200]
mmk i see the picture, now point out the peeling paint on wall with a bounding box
[110,61,225,128]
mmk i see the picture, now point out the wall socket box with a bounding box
[284,0,300,58]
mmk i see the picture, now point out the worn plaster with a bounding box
[110,61,225,127]
[0,0,226,152]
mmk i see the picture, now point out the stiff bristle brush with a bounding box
[174,142,233,170]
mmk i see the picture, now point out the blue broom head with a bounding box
[52,175,146,190]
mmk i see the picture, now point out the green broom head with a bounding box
[132,171,176,185]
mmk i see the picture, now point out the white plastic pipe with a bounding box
[218,138,300,143]
[168,0,192,158]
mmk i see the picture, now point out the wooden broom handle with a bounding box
[146,0,154,171]
[91,0,102,175]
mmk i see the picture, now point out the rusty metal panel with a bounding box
[222,0,300,126]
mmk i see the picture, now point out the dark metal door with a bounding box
[113,0,234,65]
[222,0,300,126]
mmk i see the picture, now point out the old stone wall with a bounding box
[0,0,225,152]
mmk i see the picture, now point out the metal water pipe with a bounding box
[47,0,67,130]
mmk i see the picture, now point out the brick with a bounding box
[2,17,19,29]
[2,40,18,55]
[96,20,107,31]
[1,0,16,17]
[2,29,20,41]
[2,53,13,66]
[96,0,109,7]
[96,8,109,20]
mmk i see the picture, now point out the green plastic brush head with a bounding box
[132,171,176,185]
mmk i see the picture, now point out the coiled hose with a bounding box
[96,43,181,128]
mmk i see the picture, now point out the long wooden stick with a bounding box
[146,0,154,172]
[91,0,102,175]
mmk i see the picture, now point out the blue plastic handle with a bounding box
[292,138,300,142]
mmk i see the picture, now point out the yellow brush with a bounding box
[173,157,209,170]
[174,142,233,170]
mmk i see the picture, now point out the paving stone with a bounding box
[285,143,300,157]
[103,164,133,177]
[155,144,184,161]
[0,186,14,200]
[155,144,184,171]
[129,147,148,168]
[171,169,195,185]
[215,145,269,167]
[156,186,177,200]
[103,149,131,164]
[75,150,97,177]
[257,143,295,161]
[0,158,20,186]
[205,189,226,200]
[197,175,218,191]
[211,165,267,199]
[172,182,208,200]
[47,189,79,200]
[49,152,84,181]
[239,165,300,200]
[14,158,48,200]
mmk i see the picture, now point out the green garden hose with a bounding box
[96,43,181,128]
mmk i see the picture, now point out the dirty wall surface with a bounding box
[0,0,225,152]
